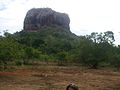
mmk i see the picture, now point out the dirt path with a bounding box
[0,66,120,90]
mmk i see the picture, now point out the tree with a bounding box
[0,32,25,69]
[103,31,115,44]
[57,51,68,65]
[76,31,115,69]
[108,46,120,70]
[110,53,120,70]
[87,31,115,44]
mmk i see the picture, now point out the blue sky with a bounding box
[0,0,120,44]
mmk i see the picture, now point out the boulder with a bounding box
[24,8,70,31]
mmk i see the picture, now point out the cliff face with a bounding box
[24,8,70,31]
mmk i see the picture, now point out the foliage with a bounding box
[0,28,120,70]
[74,31,115,68]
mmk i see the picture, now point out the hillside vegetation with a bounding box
[0,27,120,70]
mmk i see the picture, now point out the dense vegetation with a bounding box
[0,27,120,70]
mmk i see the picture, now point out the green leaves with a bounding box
[74,31,116,69]
[87,31,115,44]
[0,28,120,70]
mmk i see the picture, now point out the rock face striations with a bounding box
[24,8,70,31]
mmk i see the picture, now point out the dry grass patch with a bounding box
[0,66,120,90]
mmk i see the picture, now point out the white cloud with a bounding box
[0,0,120,44]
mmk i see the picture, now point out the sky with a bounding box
[0,0,120,44]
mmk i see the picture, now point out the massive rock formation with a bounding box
[24,8,70,31]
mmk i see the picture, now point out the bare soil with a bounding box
[0,65,120,90]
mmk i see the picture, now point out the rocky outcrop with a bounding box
[24,8,70,31]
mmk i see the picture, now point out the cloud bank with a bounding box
[0,0,120,44]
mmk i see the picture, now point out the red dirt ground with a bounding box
[0,66,120,90]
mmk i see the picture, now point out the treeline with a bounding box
[0,27,120,70]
